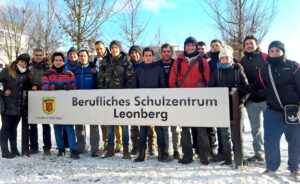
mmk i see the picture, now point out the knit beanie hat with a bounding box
[128,45,142,56]
[219,47,233,59]
[16,53,30,65]
[110,40,122,51]
[268,41,285,53]
[68,47,78,56]
[184,36,197,47]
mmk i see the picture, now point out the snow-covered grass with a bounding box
[0,110,298,184]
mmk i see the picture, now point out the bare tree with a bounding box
[200,0,277,57]
[0,0,33,63]
[50,0,127,51]
[28,0,63,58]
[119,0,151,47]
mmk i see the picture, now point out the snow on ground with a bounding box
[0,110,298,184]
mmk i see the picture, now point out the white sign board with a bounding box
[28,88,230,127]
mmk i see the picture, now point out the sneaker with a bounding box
[91,152,100,157]
[290,171,300,181]
[115,143,122,153]
[263,169,276,176]
[43,149,51,156]
[247,155,264,162]
[178,157,193,164]
[29,149,39,154]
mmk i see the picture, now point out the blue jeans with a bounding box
[246,100,267,158]
[54,125,77,149]
[264,108,300,172]
[108,125,129,146]
[217,128,232,153]
[139,126,165,149]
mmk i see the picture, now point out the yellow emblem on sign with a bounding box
[43,97,55,114]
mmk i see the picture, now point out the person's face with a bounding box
[17,60,27,69]
[210,42,222,52]
[197,45,206,56]
[143,51,154,64]
[33,51,44,63]
[269,47,284,58]
[53,56,64,68]
[185,43,196,54]
[111,45,120,57]
[68,52,78,62]
[79,51,88,65]
[95,43,106,57]
[161,47,172,61]
[220,56,231,64]
[244,39,258,53]
[130,50,140,62]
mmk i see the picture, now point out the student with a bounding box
[42,52,79,159]
[98,40,134,159]
[209,47,249,165]
[0,54,32,158]
[169,36,211,165]
[132,47,170,162]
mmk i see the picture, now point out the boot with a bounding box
[200,157,209,165]
[43,149,51,156]
[210,152,225,162]
[134,149,146,162]
[158,147,172,162]
[122,146,131,159]
[179,156,193,164]
[131,145,139,155]
[1,144,15,159]
[157,146,163,161]
[29,149,39,154]
[57,148,65,157]
[10,138,20,156]
[70,149,80,159]
[221,152,232,165]
[173,150,180,160]
[102,146,115,158]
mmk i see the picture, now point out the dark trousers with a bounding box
[29,124,51,150]
[192,128,217,153]
[0,114,29,155]
[181,127,210,160]
[139,126,165,149]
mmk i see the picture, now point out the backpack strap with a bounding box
[262,53,268,63]
[293,61,300,75]
[258,69,266,89]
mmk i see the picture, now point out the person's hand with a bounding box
[32,86,38,90]
[5,89,11,96]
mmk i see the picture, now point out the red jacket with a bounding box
[169,53,210,88]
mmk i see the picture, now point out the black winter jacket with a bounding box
[249,57,300,111]
[132,63,166,88]
[156,58,174,86]
[0,66,32,116]
[239,48,267,102]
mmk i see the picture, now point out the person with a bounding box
[244,41,300,178]
[156,43,181,160]
[197,41,207,58]
[169,36,211,165]
[128,45,157,156]
[132,47,171,162]
[238,35,267,163]
[0,54,32,158]
[28,48,52,156]
[42,52,80,159]
[209,47,249,165]
[94,41,122,151]
[74,50,100,157]
[98,40,134,159]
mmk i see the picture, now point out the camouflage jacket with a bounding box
[98,51,134,89]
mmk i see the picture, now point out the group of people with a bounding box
[0,35,299,178]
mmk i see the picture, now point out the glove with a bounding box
[54,84,64,90]
[63,83,73,90]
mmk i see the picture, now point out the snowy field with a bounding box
[0,110,298,184]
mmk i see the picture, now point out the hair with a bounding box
[51,52,65,63]
[160,43,173,53]
[78,49,89,56]
[143,47,154,56]
[197,41,206,47]
[210,39,222,46]
[33,48,44,54]
[243,35,258,47]
[8,62,17,78]
[95,40,104,46]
